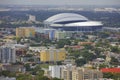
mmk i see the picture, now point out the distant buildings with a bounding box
[103,27,120,32]
[16,27,35,38]
[0,45,16,63]
[40,48,66,62]
[35,28,73,40]
[44,64,103,80]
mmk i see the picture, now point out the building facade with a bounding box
[72,68,103,80]
[49,65,63,78]
[16,27,35,38]
[40,48,66,62]
[0,46,16,63]
[44,64,103,80]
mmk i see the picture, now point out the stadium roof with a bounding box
[64,21,102,27]
[45,13,88,23]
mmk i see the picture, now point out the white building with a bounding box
[49,65,63,78]
[28,15,36,22]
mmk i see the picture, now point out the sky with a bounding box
[0,0,120,6]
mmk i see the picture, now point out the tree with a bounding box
[57,39,71,48]
[16,74,32,80]
[2,71,11,77]
[24,63,31,71]
[16,37,21,43]
[110,57,119,65]
[111,46,120,54]
[52,77,63,80]
[35,76,50,80]
[75,58,86,66]
[103,73,113,78]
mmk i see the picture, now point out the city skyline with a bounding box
[0,0,120,6]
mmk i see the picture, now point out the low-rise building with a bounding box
[0,77,16,80]
[2,64,25,73]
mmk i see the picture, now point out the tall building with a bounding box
[40,48,66,62]
[16,27,35,38]
[0,45,16,63]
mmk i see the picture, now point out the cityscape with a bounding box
[0,0,120,80]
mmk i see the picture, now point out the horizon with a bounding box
[0,0,120,6]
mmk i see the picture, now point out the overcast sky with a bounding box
[0,0,120,5]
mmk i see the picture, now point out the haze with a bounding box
[0,0,120,5]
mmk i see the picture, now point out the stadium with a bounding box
[44,13,103,32]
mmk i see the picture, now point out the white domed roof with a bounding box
[45,13,88,23]
[64,21,102,27]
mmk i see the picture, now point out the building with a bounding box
[44,64,103,80]
[0,45,16,63]
[44,13,103,32]
[16,27,35,38]
[61,64,73,80]
[0,77,16,80]
[2,64,25,72]
[101,68,120,73]
[28,15,36,22]
[40,48,66,62]
[55,31,66,40]
[103,27,120,32]
[78,42,93,45]
[49,65,63,78]
[44,64,73,80]
[72,68,103,80]
[35,28,74,40]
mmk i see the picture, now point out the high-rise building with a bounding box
[16,27,35,38]
[0,45,16,63]
[40,48,66,62]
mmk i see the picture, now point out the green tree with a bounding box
[24,63,31,71]
[52,77,63,80]
[16,74,32,80]
[75,58,86,66]
[57,39,71,48]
